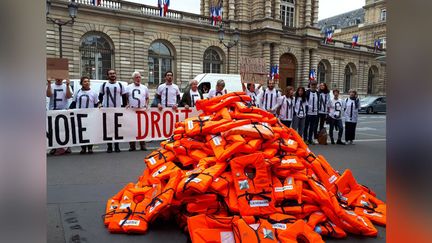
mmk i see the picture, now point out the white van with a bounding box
[189,73,244,98]
[46,79,129,109]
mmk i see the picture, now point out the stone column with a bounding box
[309,48,318,75]
[312,0,319,26]
[302,48,310,85]
[265,0,272,18]
[271,43,280,66]
[229,0,235,21]
[275,0,281,20]
[263,42,271,74]
[204,0,209,17]
[305,0,312,27]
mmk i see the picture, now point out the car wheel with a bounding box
[367,107,373,114]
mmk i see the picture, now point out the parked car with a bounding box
[359,96,386,114]
[46,79,128,110]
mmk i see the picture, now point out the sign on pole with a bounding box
[239,57,267,84]
[47,58,69,80]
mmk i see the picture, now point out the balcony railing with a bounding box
[67,0,227,28]
[320,39,386,54]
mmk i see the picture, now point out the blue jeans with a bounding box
[329,117,343,140]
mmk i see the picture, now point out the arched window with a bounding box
[281,0,295,27]
[203,48,222,73]
[344,65,352,93]
[148,41,174,85]
[80,33,114,80]
[368,66,378,94]
[317,62,326,83]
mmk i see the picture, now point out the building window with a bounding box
[80,34,114,80]
[203,48,222,73]
[148,41,173,85]
[367,68,374,94]
[344,65,352,93]
[317,62,326,83]
[380,9,386,21]
[280,0,295,27]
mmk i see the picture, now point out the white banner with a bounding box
[46,108,199,149]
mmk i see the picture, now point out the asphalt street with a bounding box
[47,114,386,243]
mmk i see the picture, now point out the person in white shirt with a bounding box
[126,71,149,151]
[46,78,73,155]
[156,71,181,110]
[327,89,345,145]
[304,81,319,144]
[70,76,99,154]
[242,82,262,107]
[318,82,331,131]
[276,86,294,127]
[208,79,228,98]
[259,79,280,114]
[98,69,128,153]
[292,86,308,139]
[344,89,360,144]
[180,79,203,109]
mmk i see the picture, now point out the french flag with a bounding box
[352,34,359,47]
[325,29,333,44]
[374,39,381,50]
[92,0,101,6]
[269,65,279,80]
[158,0,170,17]
[309,69,316,81]
[211,6,222,26]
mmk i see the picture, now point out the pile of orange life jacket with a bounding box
[103,92,386,242]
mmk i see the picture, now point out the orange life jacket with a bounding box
[200,94,252,113]
[271,176,303,204]
[211,119,251,134]
[195,92,245,110]
[310,156,340,191]
[209,171,232,197]
[232,218,278,243]
[144,149,176,171]
[274,219,324,243]
[150,162,181,180]
[222,122,275,140]
[187,214,255,243]
[212,107,233,121]
[206,135,245,162]
[183,116,229,136]
[314,221,347,238]
[104,182,135,226]
[230,153,277,216]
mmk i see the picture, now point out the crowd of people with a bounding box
[47,69,360,155]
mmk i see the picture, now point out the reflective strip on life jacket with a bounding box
[230,153,277,216]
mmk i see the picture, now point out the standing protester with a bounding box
[292,87,307,139]
[46,78,73,155]
[126,71,149,151]
[98,69,128,153]
[259,79,280,114]
[327,89,345,145]
[208,79,228,98]
[344,89,360,144]
[276,86,294,127]
[180,79,203,109]
[318,82,331,131]
[156,71,181,111]
[70,76,99,154]
[304,81,319,144]
[242,82,262,107]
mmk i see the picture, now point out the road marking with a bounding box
[356,127,377,131]
[356,132,386,138]
[351,139,386,142]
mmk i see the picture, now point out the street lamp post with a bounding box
[46,0,78,58]
[218,26,240,74]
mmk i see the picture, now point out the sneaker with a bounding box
[337,140,346,145]
[80,149,86,154]
[115,146,121,153]
[107,145,113,153]
[349,140,354,145]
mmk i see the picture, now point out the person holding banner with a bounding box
[156,71,181,111]
[69,76,99,154]
[98,69,128,153]
[259,79,280,114]
[242,82,262,107]
[126,71,149,151]
[46,78,73,155]
[208,79,228,98]
[180,79,203,109]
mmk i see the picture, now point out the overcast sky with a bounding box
[127,0,365,20]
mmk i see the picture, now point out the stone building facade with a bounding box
[46,0,386,95]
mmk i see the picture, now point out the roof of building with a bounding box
[318,8,365,33]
